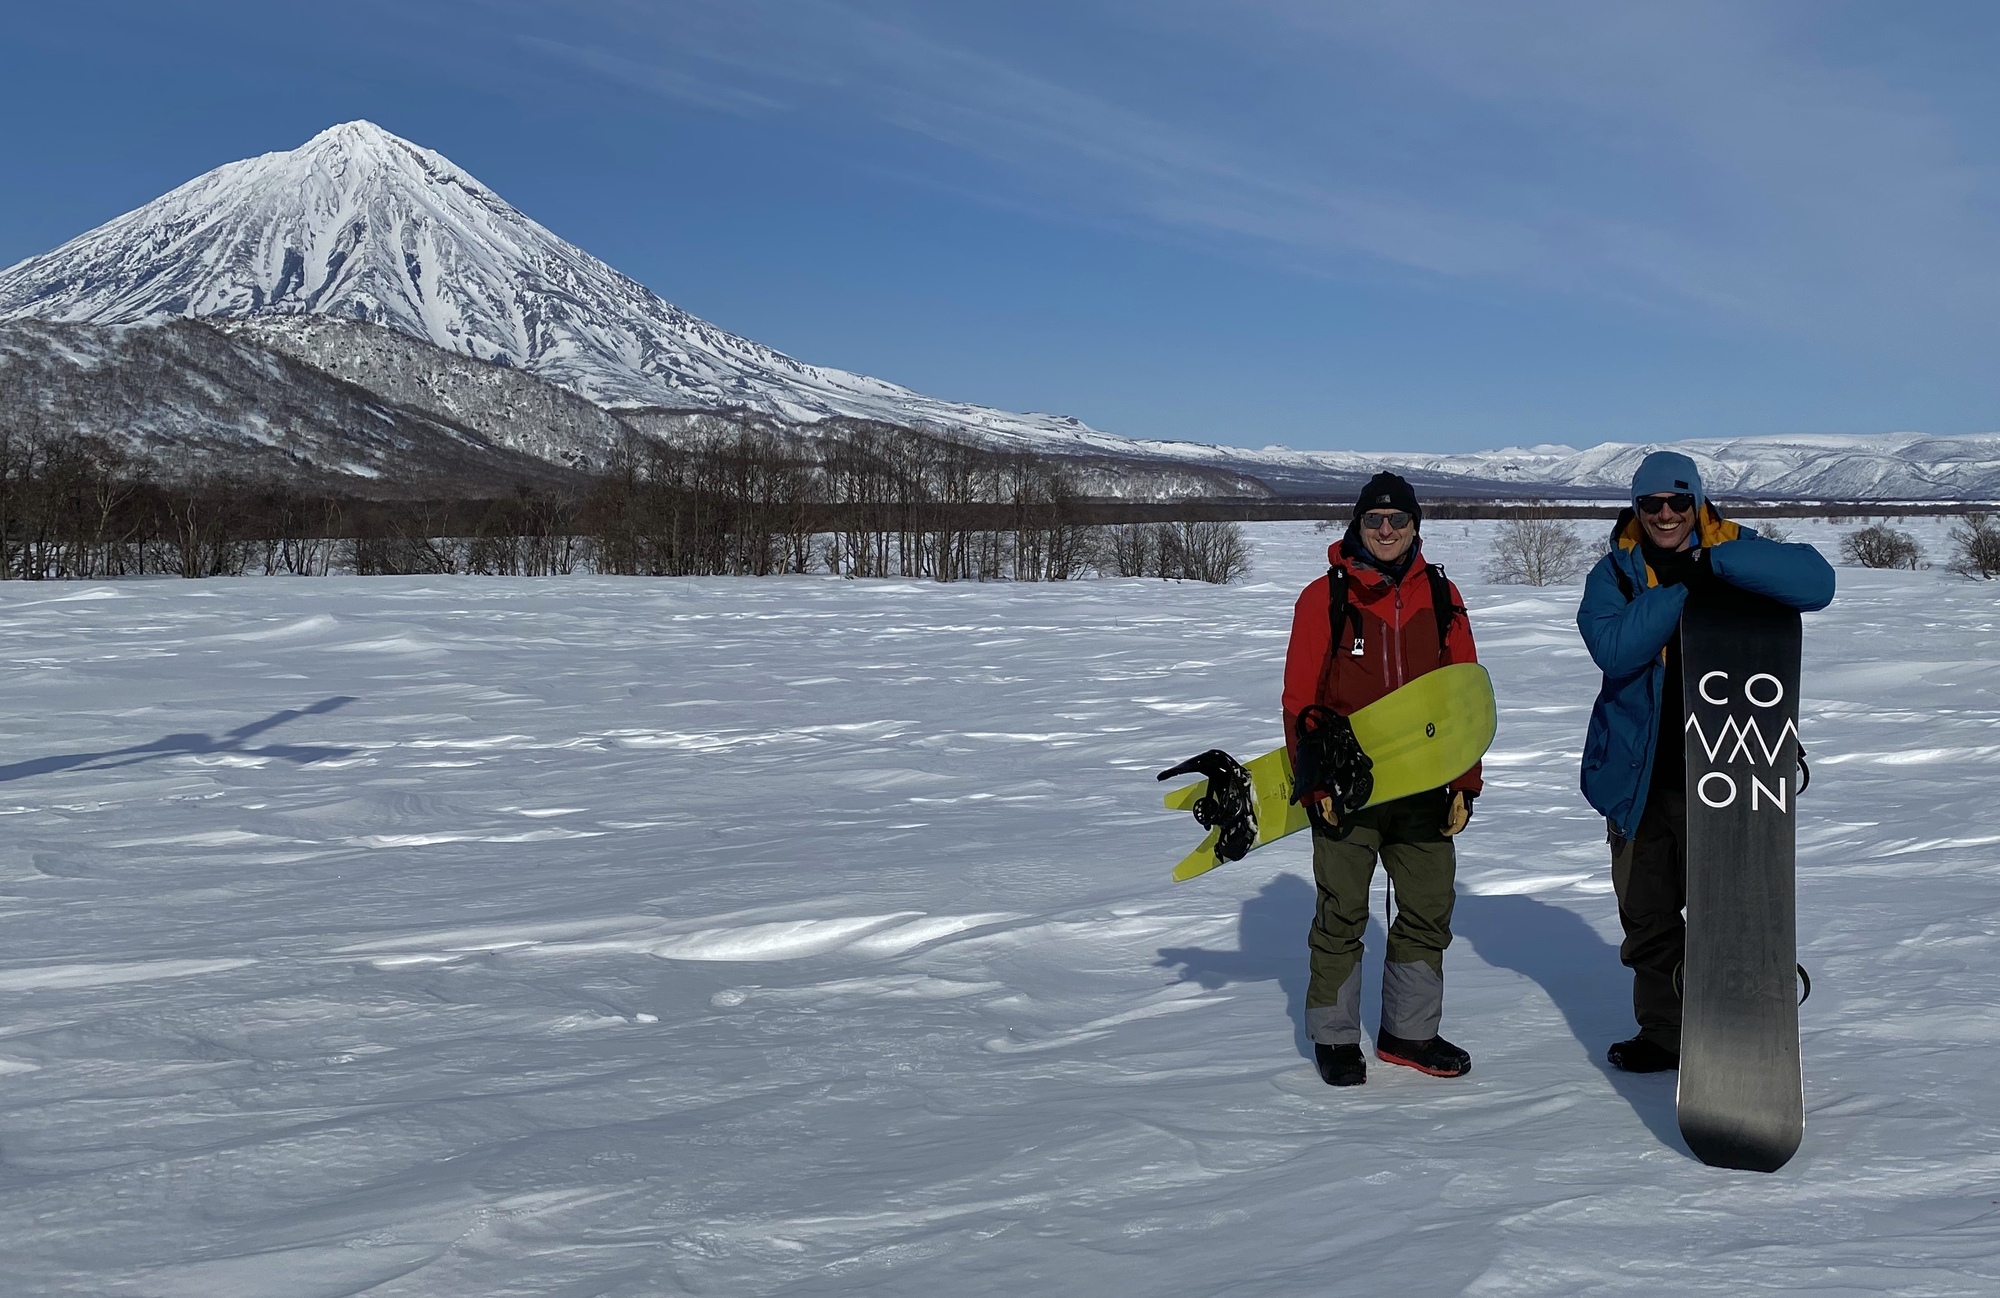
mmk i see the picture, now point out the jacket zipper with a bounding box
[1390,584,1406,689]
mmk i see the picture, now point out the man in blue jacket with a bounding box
[1577,451,1835,1073]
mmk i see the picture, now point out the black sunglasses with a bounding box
[1636,493,1696,516]
[1361,511,1414,530]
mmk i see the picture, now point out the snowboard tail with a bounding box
[1677,585,1805,1172]
[1161,662,1496,882]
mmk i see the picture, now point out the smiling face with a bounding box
[1638,493,1696,551]
[1359,510,1417,563]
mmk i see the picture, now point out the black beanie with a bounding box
[1352,471,1421,525]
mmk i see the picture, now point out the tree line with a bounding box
[0,420,1249,584]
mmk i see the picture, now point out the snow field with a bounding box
[0,520,1995,1296]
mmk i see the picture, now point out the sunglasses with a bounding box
[1636,493,1696,516]
[1361,511,1414,530]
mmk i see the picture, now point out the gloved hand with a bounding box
[1649,546,1715,591]
[1442,789,1475,836]
[1314,795,1341,831]
[1647,545,1698,587]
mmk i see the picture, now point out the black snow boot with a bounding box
[1606,1036,1679,1073]
[1376,1030,1472,1078]
[1314,1042,1366,1087]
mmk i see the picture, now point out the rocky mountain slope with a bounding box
[1,120,1991,502]
[0,121,1120,450]
[0,319,589,494]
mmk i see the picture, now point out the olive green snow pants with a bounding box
[1304,790,1457,1046]
[1610,786,1687,1054]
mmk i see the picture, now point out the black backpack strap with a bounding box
[1316,565,1363,700]
[1329,566,1364,651]
[1427,563,1462,664]
[1612,561,1635,602]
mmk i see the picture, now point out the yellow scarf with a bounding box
[1616,504,1741,588]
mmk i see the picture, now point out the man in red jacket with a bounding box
[1282,472,1482,1088]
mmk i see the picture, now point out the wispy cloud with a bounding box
[517,36,787,116]
[501,0,2000,353]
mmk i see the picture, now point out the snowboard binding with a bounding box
[1157,749,1258,863]
[1291,705,1374,837]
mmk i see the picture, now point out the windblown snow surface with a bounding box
[1,520,1996,1297]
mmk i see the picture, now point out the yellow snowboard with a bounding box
[1162,662,1496,882]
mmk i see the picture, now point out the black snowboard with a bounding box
[1677,584,1805,1172]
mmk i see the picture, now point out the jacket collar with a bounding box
[1611,504,1741,587]
[1330,537,1426,592]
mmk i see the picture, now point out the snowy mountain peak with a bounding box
[0,123,1118,447]
[4,124,1993,501]
[302,118,443,161]
[0,121,501,336]
[278,120,501,214]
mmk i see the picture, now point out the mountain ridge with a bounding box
[1122,430,2000,502]
[2,121,1994,502]
[0,120,1125,451]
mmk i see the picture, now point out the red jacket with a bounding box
[1282,540,1483,796]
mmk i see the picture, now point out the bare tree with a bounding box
[1840,523,1923,569]
[158,467,252,578]
[349,503,462,575]
[1152,520,1251,584]
[1102,522,1155,577]
[1484,514,1588,585]
[1949,512,2000,579]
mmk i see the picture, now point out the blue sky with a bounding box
[5,1,1999,453]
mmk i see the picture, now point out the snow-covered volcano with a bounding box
[0,121,1116,448]
[3,120,1995,502]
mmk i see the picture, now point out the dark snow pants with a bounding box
[1304,790,1456,1046]
[1610,787,1687,1053]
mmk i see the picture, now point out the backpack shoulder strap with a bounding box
[1427,563,1461,663]
[1316,564,1362,701]
[1329,565,1363,647]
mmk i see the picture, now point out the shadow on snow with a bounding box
[1157,874,1318,1062]
[0,696,360,783]
[1156,872,1691,1158]
[1456,890,1689,1158]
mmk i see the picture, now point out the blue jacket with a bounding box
[1577,509,1836,838]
